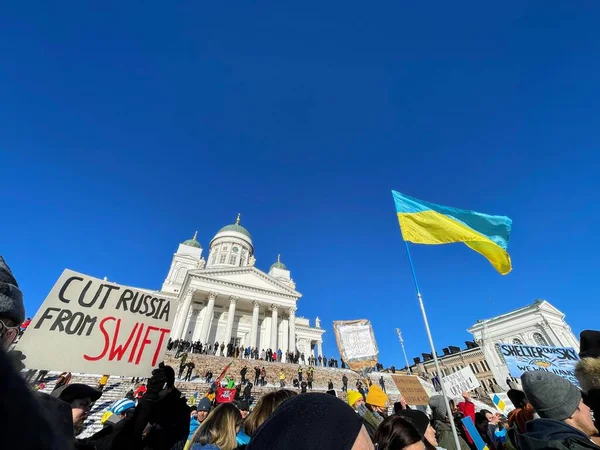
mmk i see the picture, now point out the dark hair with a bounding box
[475,412,489,426]
[190,405,197,412]
[374,416,424,450]
[480,409,493,416]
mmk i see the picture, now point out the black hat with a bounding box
[236,399,250,411]
[51,383,102,404]
[580,330,600,358]
[247,393,362,450]
[395,409,430,438]
[507,389,527,408]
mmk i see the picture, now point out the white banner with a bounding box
[442,366,481,397]
[16,269,175,377]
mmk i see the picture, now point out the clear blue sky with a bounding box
[2,2,599,368]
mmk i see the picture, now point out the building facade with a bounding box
[468,300,579,390]
[410,343,498,393]
[160,215,325,360]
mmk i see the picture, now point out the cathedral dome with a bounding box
[217,223,252,239]
[182,231,202,248]
[270,254,287,271]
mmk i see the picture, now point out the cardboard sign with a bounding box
[442,366,481,397]
[333,319,379,372]
[390,375,430,406]
[16,270,175,377]
[498,343,580,386]
[489,393,515,415]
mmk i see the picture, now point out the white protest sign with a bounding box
[442,366,481,397]
[16,269,175,377]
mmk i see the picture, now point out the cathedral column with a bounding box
[223,296,238,349]
[250,301,260,348]
[270,305,278,350]
[289,307,296,353]
[317,340,323,358]
[199,292,218,343]
[172,288,195,339]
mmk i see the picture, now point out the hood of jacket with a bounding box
[516,419,594,450]
[576,357,600,392]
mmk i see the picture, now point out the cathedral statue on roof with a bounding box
[160,215,325,361]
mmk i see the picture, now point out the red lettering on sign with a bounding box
[83,316,115,361]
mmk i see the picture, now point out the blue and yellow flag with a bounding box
[392,190,512,275]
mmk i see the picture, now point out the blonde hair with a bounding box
[243,389,297,436]
[190,403,242,450]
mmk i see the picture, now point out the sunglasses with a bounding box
[0,318,20,347]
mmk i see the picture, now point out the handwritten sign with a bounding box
[442,366,480,397]
[333,319,379,372]
[16,270,175,377]
[390,375,430,405]
[498,343,580,386]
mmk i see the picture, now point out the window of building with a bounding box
[219,254,227,264]
[533,333,548,346]
[484,360,491,371]
[210,253,217,265]
[222,245,229,251]
[480,361,487,372]
[229,254,237,265]
[512,338,523,345]
[471,363,479,374]
[241,249,247,265]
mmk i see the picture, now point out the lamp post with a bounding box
[396,328,412,375]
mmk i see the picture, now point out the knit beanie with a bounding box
[521,371,581,421]
[429,395,448,421]
[197,396,212,412]
[366,385,388,408]
[579,330,600,359]
[247,393,363,450]
[0,255,25,325]
[396,409,430,438]
[346,390,363,407]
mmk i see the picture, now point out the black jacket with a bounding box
[515,419,600,450]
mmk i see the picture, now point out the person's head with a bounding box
[396,409,438,449]
[475,412,489,434]
[0,255,25,349]
[480,409,499,425]
[110,398,136,420]
[347,390,364,410]
[507,389,528,409]
[51,383,102,428]
[244,389,297,436]
[366,385,389,414]
[247,393,373,450]
[236,399,250,419]
[190,403,242,450]
[374,415,425,450]
[190,405,198,418]
[429,395,448,422]
[522,371,598,437]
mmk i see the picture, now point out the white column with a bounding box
[223,296,238,349]
[172,288,195,339]
[289,307,296,353]
[281,319,289,356]
[250,301,260,348]
[199,292,218,343]
[270,305,278,350]
[317,340,323,358]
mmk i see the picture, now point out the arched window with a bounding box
[512,338,523,345]
[533,333,548,346]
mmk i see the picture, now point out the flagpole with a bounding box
[404,241,463,450]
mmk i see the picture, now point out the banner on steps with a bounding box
[498,342,580,386]
[333,319,379,372]
[15,269,175,377]
[390,375,430,405]
[442,366,481,397]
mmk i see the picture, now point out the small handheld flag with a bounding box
[392,190,513,274]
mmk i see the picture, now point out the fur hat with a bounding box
[0,255,25,325]
[576,356,600,393]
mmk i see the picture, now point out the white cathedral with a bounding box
[161,215,325,361]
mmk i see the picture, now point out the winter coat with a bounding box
[432,420,471,450]
[514,418,600,450]
[188,417,200,441]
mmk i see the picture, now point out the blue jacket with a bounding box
[188,417,200,441]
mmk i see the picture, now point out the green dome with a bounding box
[218,224,251,239]
[182,231,202,248]
[270,254,287,271]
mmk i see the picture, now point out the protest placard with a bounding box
[442,366,480,397]
[390,374,430,405]
[489,393,515,415]
[498,343,580,386]
[15,269,175,377]
[333,319,379,372]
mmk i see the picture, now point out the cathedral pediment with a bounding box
[186,266,301,297]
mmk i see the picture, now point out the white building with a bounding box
[467,300,579,390]
[161,215,325,360]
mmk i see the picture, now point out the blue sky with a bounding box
[2,2,599,368]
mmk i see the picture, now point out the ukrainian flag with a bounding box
[392,191,513,275]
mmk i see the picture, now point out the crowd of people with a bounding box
[3,254,600,450]
[167,339,343,368]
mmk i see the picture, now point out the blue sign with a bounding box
[498,343,579,386]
